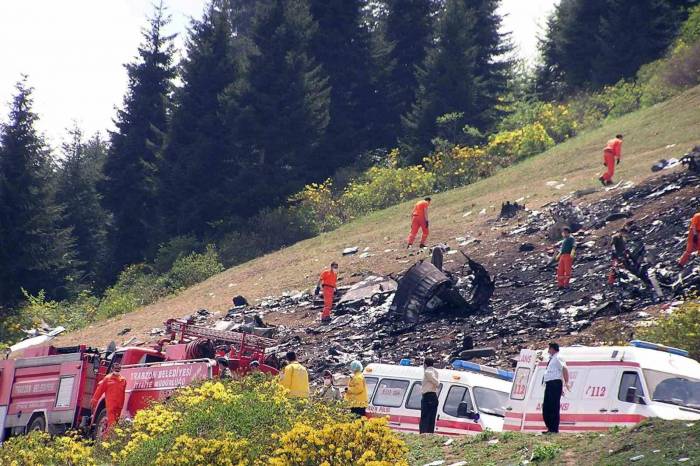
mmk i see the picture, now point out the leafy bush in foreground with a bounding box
[0,378,409,466]
[638,300,700,360]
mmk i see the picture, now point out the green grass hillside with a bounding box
[405,419,699,465]
[58,84,700,347]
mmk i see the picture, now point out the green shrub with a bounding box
[531,443,561,462]
[20,289,99,332]
[160,245,224,291]
[339,166,436,218]
[289,179,345,233]
[486,122,555,165]
[217,230,265,268]
[153,235,201,274]
[638,300,700,360]
[423,144,492,190]
[677,5,700,48]
[96,264,163,320]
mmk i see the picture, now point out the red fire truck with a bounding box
[0,318,278,441]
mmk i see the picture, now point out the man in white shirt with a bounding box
[419,357,440,434]
[542,342,570,434]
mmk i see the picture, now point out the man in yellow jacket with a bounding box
[344,360,368,417]
[279,351,310,398]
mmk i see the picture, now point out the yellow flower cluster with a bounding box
[132,403,182,434]
[268,417,408,466]
[177,380,241,407]
[0,431,96,466]
[487,122,555,164]
[423,145,491,189]
[155,434,249,466]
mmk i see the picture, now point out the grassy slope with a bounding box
[58,85,700,347]
[404,419,700,465]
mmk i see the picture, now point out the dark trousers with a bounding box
[542,380,562,433]
[419,392,439,434]
[350,407,366,417]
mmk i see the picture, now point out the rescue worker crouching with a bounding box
[316,262,339,323]
[679,211,700,267]
[599,134,623,186]
[407,197,431,249]
[279,351,310,398]
[91,362,127,435]
[344,360,368,417]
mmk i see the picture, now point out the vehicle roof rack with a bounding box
[629,340,689,357]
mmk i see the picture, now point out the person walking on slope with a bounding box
[419,357,440,434]
[679,211,700,267]
[556,227,576,288]
[315,262,338,323]
[279,351,310,398]
[344,360,368,417]
[599,134,623,186]
[91,362,127,435]
[407,197,431,248]
[542,342,571,434]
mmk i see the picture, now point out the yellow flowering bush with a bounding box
[423,144,492,189]
[340,166,436,218]
[155,434,249,466]
[486,122,555,165]
[268,417,408,466]
[0,431,95,466]
[289,178,344,232]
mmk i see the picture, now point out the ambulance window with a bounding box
[474,387,507,417]
[373,379,410,407]
[405,382,443,410]
[510,367,530,400]
[618,372,644,403]
[365,376,379,399]
[443,386,473,417]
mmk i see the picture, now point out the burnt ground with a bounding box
[239,169,700,375]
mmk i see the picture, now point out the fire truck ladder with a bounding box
[164,319,277,354]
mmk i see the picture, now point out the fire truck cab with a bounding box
[504,341,700,433]
[364,360,512,435]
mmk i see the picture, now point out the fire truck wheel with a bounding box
[27,415,46,432]
[94,408,108,439]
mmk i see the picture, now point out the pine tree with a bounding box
[100,2,175,271]
[158,0,240,238]
[594,0,677,86]
[55,127,110,290]
[400,0,510,164]
[537,0,607,95]
[309,0,374,167]
[377,0,435,146]
[0,78,76,305]
[231,0,330,213]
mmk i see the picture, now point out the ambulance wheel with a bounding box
[94,408,108,439]
[27,415,46,432]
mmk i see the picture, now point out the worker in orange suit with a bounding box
[407,197,431,248]
[679,211,700,267]
[315,262,338,323]
[91,362,127,434]
[599,134,623,186]
[556,227,576,288]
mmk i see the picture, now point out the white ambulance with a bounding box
[363,359,512,435]
[503,340,700,433]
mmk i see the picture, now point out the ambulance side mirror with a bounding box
[457,401,479,420]
[625,387,646,404]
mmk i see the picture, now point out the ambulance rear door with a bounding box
[573,364,620,431]
[504,349,537,432]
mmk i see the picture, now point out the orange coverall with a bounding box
[407,200,430,246]
[601,138,623,184]
[679,213,700,266]
[91,372,127,431]
[319,269,338,319]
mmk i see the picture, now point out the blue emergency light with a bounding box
[399,358,412,366]
[451,359,514,381]
[629,340,689,357]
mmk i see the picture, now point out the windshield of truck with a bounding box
[474,387,508,417]
[644,369,700,410]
